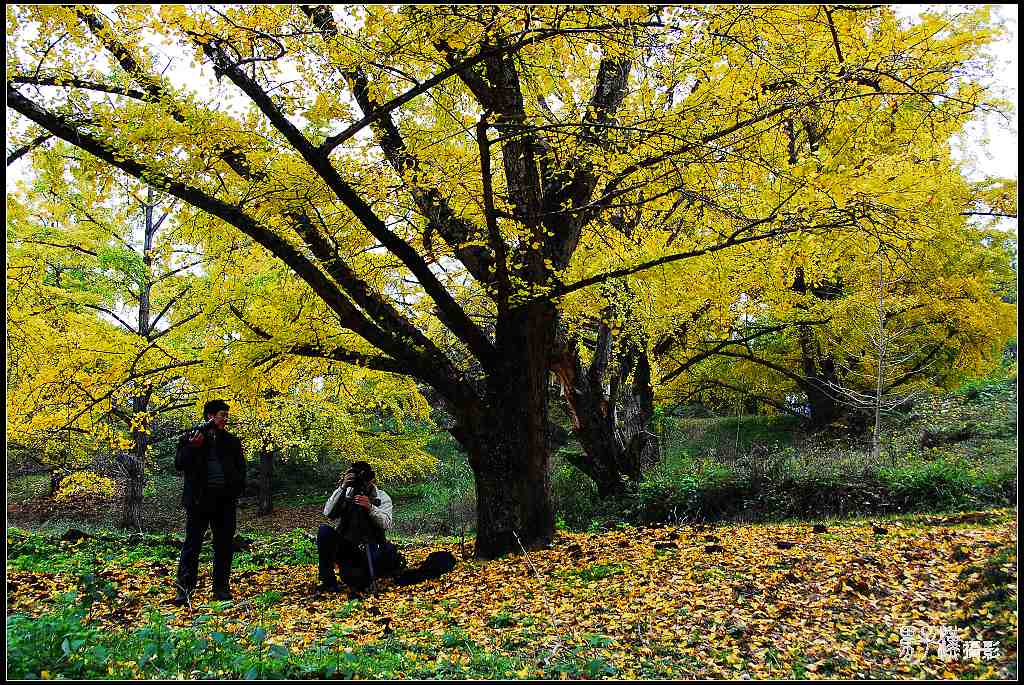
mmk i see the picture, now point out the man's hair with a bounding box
[349,460,375,481]
[203,399,230,418]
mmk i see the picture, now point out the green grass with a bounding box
[552,376,1017,530]
[661,413,801,461]
[7,473,51,504]
[6,589,617,680]
[6,526,319,577]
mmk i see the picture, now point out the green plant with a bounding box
[572,563,626,583]
[6,594,96,679]
[486,609,516,628]
[250,591,284,610]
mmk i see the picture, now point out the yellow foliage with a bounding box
[54,471,117,502]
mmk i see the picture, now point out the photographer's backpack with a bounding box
[392,550,457,586]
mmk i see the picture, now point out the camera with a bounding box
[185,418,217,442]
[343,465,381,507]
[332,463,383,546]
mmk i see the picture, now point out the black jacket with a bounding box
[175,429,246,508]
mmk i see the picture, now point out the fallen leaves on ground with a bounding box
[236,504,325,535]
[7,493,113,524]
[6,508,1017,679]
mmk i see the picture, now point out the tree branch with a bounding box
[228,303,272,340]
[10,74,148,99]
[284,343,408,374]
[7,132,52,166]
[300,5,497,286]
[149,283,192,330]
[7,84,404,368]
[697,378,805,417]
[536,224,800,304]
[823,6,844,65]
[81,303,137,334]
[477,115,511,308]
[74,6,265,181]
[13,239,97,257]
[188,30,498,373]
[148,309,203,341]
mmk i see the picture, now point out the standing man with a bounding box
[173,399,246,605]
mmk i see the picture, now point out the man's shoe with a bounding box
[212,588,233,601]
[171,589,192,607]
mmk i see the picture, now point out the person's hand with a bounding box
[341,471,354,487]
[188,431,205,447]
[354,495,371,511]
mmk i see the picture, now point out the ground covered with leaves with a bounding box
[7,508,1016,680]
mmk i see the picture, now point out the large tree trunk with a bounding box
[454,302,557,559]
[793,268,846,430]
[797,326,843,430]
[803,379,843,430]
[612,349,658,485]
[552,319,659,498]
[258,447,274,515]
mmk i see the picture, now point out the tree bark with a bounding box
[802,379,843,430]
[258,447,274,515]
[454,302,557,559]
[551,320,659,498]
[793,267,846,430]
[119,449,144,531]
[119,391,151,530]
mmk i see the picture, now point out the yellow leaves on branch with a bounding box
[54,471,117,502]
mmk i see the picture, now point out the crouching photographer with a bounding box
[316,461,403,594]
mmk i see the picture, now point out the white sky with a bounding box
[895,4,1018,182]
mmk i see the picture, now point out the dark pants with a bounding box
[317,524,364,587]
[177,491,237,592]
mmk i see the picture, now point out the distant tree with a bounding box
[7,157,210,529]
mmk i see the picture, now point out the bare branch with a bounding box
[81,303,137,334]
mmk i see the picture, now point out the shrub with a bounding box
[7,473,51,504]
[390,432,476,535]
[550,457,604,529]
[878,457,975,510]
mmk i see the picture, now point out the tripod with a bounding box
[336,504,383,595]
[364,542,378,595]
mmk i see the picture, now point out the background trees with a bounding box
[7,5,1014,554]
[7,153,209,529]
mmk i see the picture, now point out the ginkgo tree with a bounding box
[656,210,1017,431]
[7,4,1010,556]
[550,12,1018,490]
[6,151,214,529]
[7,152,441,524]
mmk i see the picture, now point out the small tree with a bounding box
[6,155,211,530]
[819,244,932,461]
